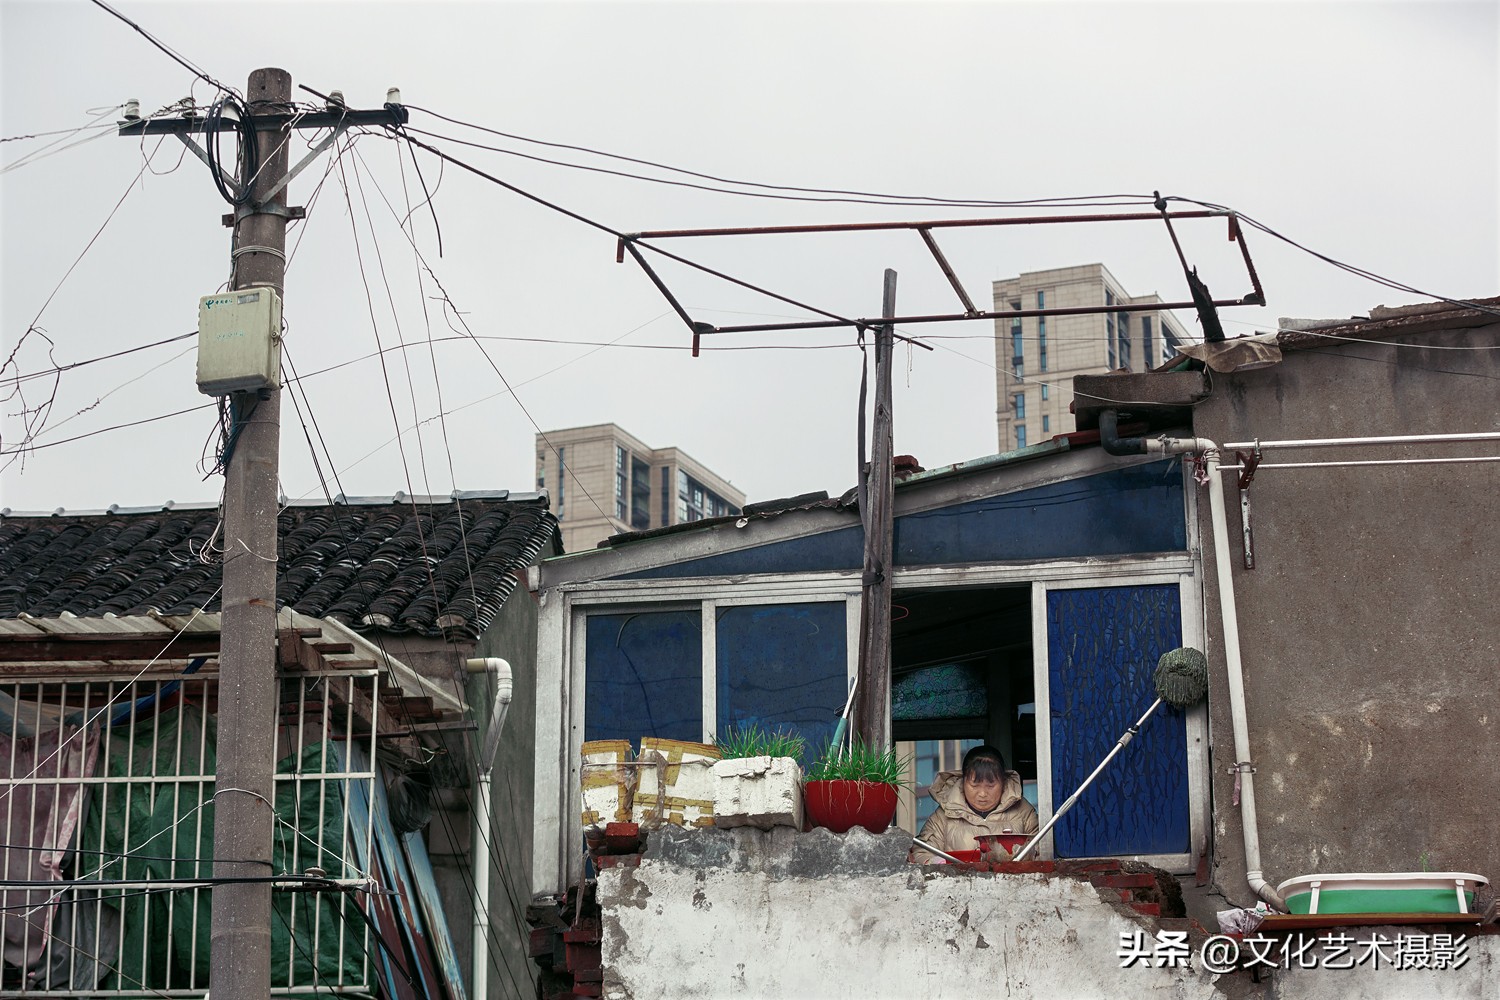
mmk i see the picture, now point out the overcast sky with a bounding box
[2,0,1495,521]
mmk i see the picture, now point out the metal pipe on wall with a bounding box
[1098,412,1287,911]
[465,657,514,1000]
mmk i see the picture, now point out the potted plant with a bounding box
[802,738,907,834]
[712,725,806,830]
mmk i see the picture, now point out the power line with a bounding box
[405,105,1155,210]
[0,331,196,386]
[1163,195,1500,321]
[85,0,237,97]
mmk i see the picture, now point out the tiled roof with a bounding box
[0,492,558,640]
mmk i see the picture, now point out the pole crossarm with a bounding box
[117,105,408,136]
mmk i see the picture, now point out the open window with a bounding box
[891,586,1037,833]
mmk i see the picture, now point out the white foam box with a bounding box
[713,755,804,830]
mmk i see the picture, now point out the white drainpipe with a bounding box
[1099,413,1287,911]
[465,657,514,999]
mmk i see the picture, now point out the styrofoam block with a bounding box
[713,756,804,830]
[635,738,720,828]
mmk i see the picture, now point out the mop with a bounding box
[1012,647,1209,861]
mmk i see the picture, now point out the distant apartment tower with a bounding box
[992,263,1194,451]
[536,423,745,552]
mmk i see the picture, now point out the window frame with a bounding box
[535,462,1208,889]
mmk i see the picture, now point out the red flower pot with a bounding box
[803,779,898,834]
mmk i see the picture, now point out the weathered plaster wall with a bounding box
[1187,323,1500,906]
[599,827,1217,999]
[596,827,1499,1000]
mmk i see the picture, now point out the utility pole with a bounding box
[117,72,407,999]
[208,66,291,1000]
[855,269,896,750]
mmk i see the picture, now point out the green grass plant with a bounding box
[805,736,908,786]
[714,724,806,763]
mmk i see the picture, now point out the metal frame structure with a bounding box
[1,666,379,996]
[618,209,1267,355]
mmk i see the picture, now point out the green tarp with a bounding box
[78,704,374,997]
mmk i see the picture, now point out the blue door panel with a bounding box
[1047,584,1190,857]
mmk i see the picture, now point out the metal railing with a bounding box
[1,668,379,996]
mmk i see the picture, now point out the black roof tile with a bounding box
[0,496,558,640]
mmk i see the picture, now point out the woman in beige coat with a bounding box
[913,745,1038,863]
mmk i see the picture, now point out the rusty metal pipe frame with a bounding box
[697,297,1257,336]
[626,208,1263,343]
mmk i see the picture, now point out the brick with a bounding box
[1057,860,1121,875]
[992,860,1056,874]
[1131,902,1162,917]
[604,822,642,853]
[1092,873,1156,889]
[565,942,601,974]
[529,927,557,958]
[573,983,602,997]
[562,919,601,944]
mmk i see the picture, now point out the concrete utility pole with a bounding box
[116,70,408,999]
[210,66,292,1000]
[855,269,897,750]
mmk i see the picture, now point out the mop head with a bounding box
[1154,647,1209,709]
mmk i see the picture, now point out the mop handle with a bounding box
[1012,696,1164,861]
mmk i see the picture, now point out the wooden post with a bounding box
[855,269,897,749]
[210,67,290,1000]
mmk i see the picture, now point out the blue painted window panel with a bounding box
[896,461,1185,567]
[1046,584,1189,857]
[616,461,1184,581]
[584,611,701,749]
[715,602,847,756]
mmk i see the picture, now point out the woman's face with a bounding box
[962,770,1003,813]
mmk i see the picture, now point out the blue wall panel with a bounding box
[615,461,1184,581]
[895,461,1185,566]
[1047,584,1189,857]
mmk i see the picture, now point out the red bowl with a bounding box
[977,833,1031,855]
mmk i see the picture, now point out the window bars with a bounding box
[1,667,379,996]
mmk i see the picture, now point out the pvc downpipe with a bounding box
[1099,413,1287,912]
[465,657,514,1000]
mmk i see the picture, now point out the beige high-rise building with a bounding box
[992,263,1194,451]
[535,423,745,553]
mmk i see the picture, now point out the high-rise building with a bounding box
[536,423,745,553]
[992,263,1194,451]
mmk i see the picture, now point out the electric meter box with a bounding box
[196,288,282,395]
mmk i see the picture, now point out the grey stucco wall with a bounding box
[1186,322,1499,906]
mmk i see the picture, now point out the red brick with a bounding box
[573,983,602,997]
[565,942,601,974]
[604,822,640,853]
[992,860,1056,874]
[1091,873,1156,889]
[563,919,601,944]
[529,927,557,958]
[1131,902,1162,917]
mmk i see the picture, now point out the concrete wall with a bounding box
[596,826,1498,999]
[1186,322,1500,907]
[380,583,543,999]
